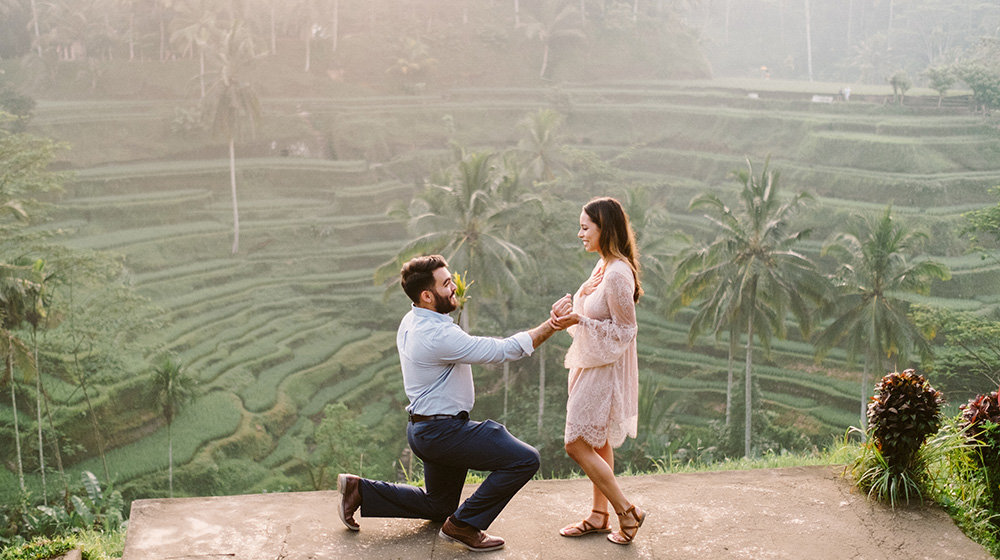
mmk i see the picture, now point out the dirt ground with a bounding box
[122,465,994,560]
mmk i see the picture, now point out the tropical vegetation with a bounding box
[1,0,1000,556]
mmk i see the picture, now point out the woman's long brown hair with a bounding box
[583,197,642,302]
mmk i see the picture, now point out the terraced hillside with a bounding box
[4,80,998,501]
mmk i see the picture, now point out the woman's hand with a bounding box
[551,294,572,317]
[549,294,579,329]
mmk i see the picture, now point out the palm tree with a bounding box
[814,205,950,430]
[376,147,540,322]
[0,260,41,492]
[804,0,814,81]
[171,0,221,99]
[517,108,569,183]
[151,355,196,498]
[29,0,43,57]
[521,0,585,79]
[674,158,826,457]
[203,20,261,255]
[621,185,688,305]
[22,258,52,502]
[289,0,321,72]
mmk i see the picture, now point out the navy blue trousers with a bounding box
[358,416,540,530]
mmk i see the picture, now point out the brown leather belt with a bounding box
[409,411,469,423]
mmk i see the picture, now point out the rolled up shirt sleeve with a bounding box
[431,323,534,364]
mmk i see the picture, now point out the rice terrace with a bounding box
[2,1,1000,557]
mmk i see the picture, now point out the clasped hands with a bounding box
[548,294,577,330]
[547,267,602,330]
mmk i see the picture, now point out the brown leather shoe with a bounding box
[439,516,505,552]
[337,473,361,531]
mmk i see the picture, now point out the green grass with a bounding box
[70,391,243,483]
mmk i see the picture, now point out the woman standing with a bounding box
[551,196,645,545]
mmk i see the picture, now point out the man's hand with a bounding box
[549,294,580,330]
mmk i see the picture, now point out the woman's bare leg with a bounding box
[590,443,613,515]
[566,439,629,515]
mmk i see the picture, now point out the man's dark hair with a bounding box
[400,255,448,304]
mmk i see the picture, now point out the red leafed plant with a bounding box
[867,369,945,472]
[959,387,1000,514]
[853,369,945,508]
[960,387,1000,439]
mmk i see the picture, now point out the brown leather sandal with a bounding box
[559,509,611,537]
[607,504,645,545]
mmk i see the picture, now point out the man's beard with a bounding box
[433,290,457,314]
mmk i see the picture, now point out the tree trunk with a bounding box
[128,9,135,60]
[160,17,167,61]
[515,0,520,27]
[847,0,854,53]
[270,2,277,55]
[537,345,546,439]
[168,421,174,498]
[860,359,870,432]
[744,320,753,457]
[79,374,110,482]
[229,137,240,254]
[727,325,735,426]
[332,0,339,53]
[304,31,312,73]
[804,0,814,81]
[9,353,25,492]
[41,379,65,483]
[34,334,46,504]
[540,41,550,79]
[198,48,206,98]
[30,0,42,57]
[503,362,510,423]
[633,0,639,21]
[887,0,894,51]
[724,0,731,44]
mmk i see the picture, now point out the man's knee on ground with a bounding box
[521,445,541,474]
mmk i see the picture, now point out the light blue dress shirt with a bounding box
[397,305,535,416]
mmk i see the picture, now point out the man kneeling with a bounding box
[338,255,562,551]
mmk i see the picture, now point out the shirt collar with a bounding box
[411,303,456,324]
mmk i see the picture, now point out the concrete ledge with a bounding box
[122,466,992,560]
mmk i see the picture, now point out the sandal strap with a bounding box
[610,505,644,543]
[591,509,610,523]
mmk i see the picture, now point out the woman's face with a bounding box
[578,210,601,254]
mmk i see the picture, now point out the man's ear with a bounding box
[419,289,434,305]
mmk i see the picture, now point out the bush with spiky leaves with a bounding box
[960,387,1000,439]
[853,369,944,507]
[960,388,1000,515]
[868,369,945,470]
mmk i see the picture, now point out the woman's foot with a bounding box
[559,509,611,537]
[607,504,645,545]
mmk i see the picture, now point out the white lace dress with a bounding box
[563,259,639,449]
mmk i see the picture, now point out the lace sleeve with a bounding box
[564,266,637,369]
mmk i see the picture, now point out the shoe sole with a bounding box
[337,474,360,532]
[438,529,505,552]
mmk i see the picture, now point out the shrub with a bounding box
[0,537,77,560]
[0,472,124,549]
[868,369,945,469]
[960,388,1000,514]
[960,387,1000,438]
[852,369,944,507]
